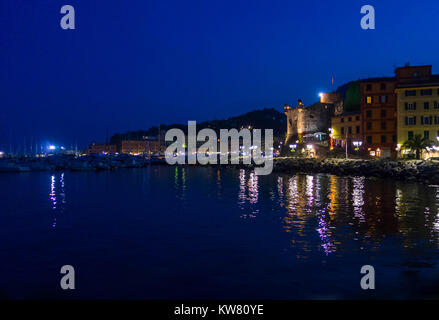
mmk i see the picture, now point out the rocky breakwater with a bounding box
[272,158,439,184]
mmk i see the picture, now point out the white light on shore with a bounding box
[48,145,56,150]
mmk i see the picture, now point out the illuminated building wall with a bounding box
[284,100,334,145]
[118,140,147,155]
[394,66,439,159]
[330,112,362,148]
[361,78,397,158]
[85,143,117,154]
[145,140,166,155]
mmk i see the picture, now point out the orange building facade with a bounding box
[361,78,397,158]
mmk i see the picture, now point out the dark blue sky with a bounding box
[1,0,439,149]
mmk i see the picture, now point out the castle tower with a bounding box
[284,99,305,146]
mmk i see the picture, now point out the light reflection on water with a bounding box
[231,169,439,254]
[238,170,259,218]
[2,167,439,299]
[48,173,67,228]
[43,168,439,251]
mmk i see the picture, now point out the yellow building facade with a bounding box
[395,69,439,159]
[330,112,362,149]
[396,86,439,144]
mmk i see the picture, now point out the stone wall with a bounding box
[272,158,439,184]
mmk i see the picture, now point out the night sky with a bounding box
[1,0,439,149]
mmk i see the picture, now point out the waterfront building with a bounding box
[85,143,117,155]
[118,140,147,155]
[330,112,363,149]
[360,77,397,158]
[328,81,363,151]
[395,65,439,158]
[145,139,166,155]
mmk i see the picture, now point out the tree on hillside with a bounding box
[402,134,432,159]
[343,81,361,113]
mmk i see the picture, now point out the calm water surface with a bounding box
[1,166,439,299]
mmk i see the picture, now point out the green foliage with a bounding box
[402,134,432,159]
[343,81,361,113]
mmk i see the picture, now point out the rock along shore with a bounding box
[266,158,439,184]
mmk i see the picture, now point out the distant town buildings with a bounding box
[85,137,165,156]
[85,143,117,155]
[285,64,439,159]
[84,64,439,161]
[117,140,146,155]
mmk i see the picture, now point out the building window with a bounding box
[421,89,433,96]
[424,102,430,109]
[381,109,386,118]
[348,127,352,134]
[405,102,416,110]
[381,83,386,90]
[408,131,414,140]
[356,115,360,121]
[381,122,387,130]
[380,95,388,103]
[421,116,433,125]
[356,126,360,134]
[405,116,416,125]
[393,135,397,143]
[366,110,372,118]
[435,116,439,125]
[367,122,372,130]
[366,96,372,104]
[405,90,417,96]
[348,117,352,122]
[424,131,430,139]
[341,127,345,135]
[366,84,372,91]
[381,135,386,143]
[367,136,372,144]
[341,118,344,123]
[434,101,439,109]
